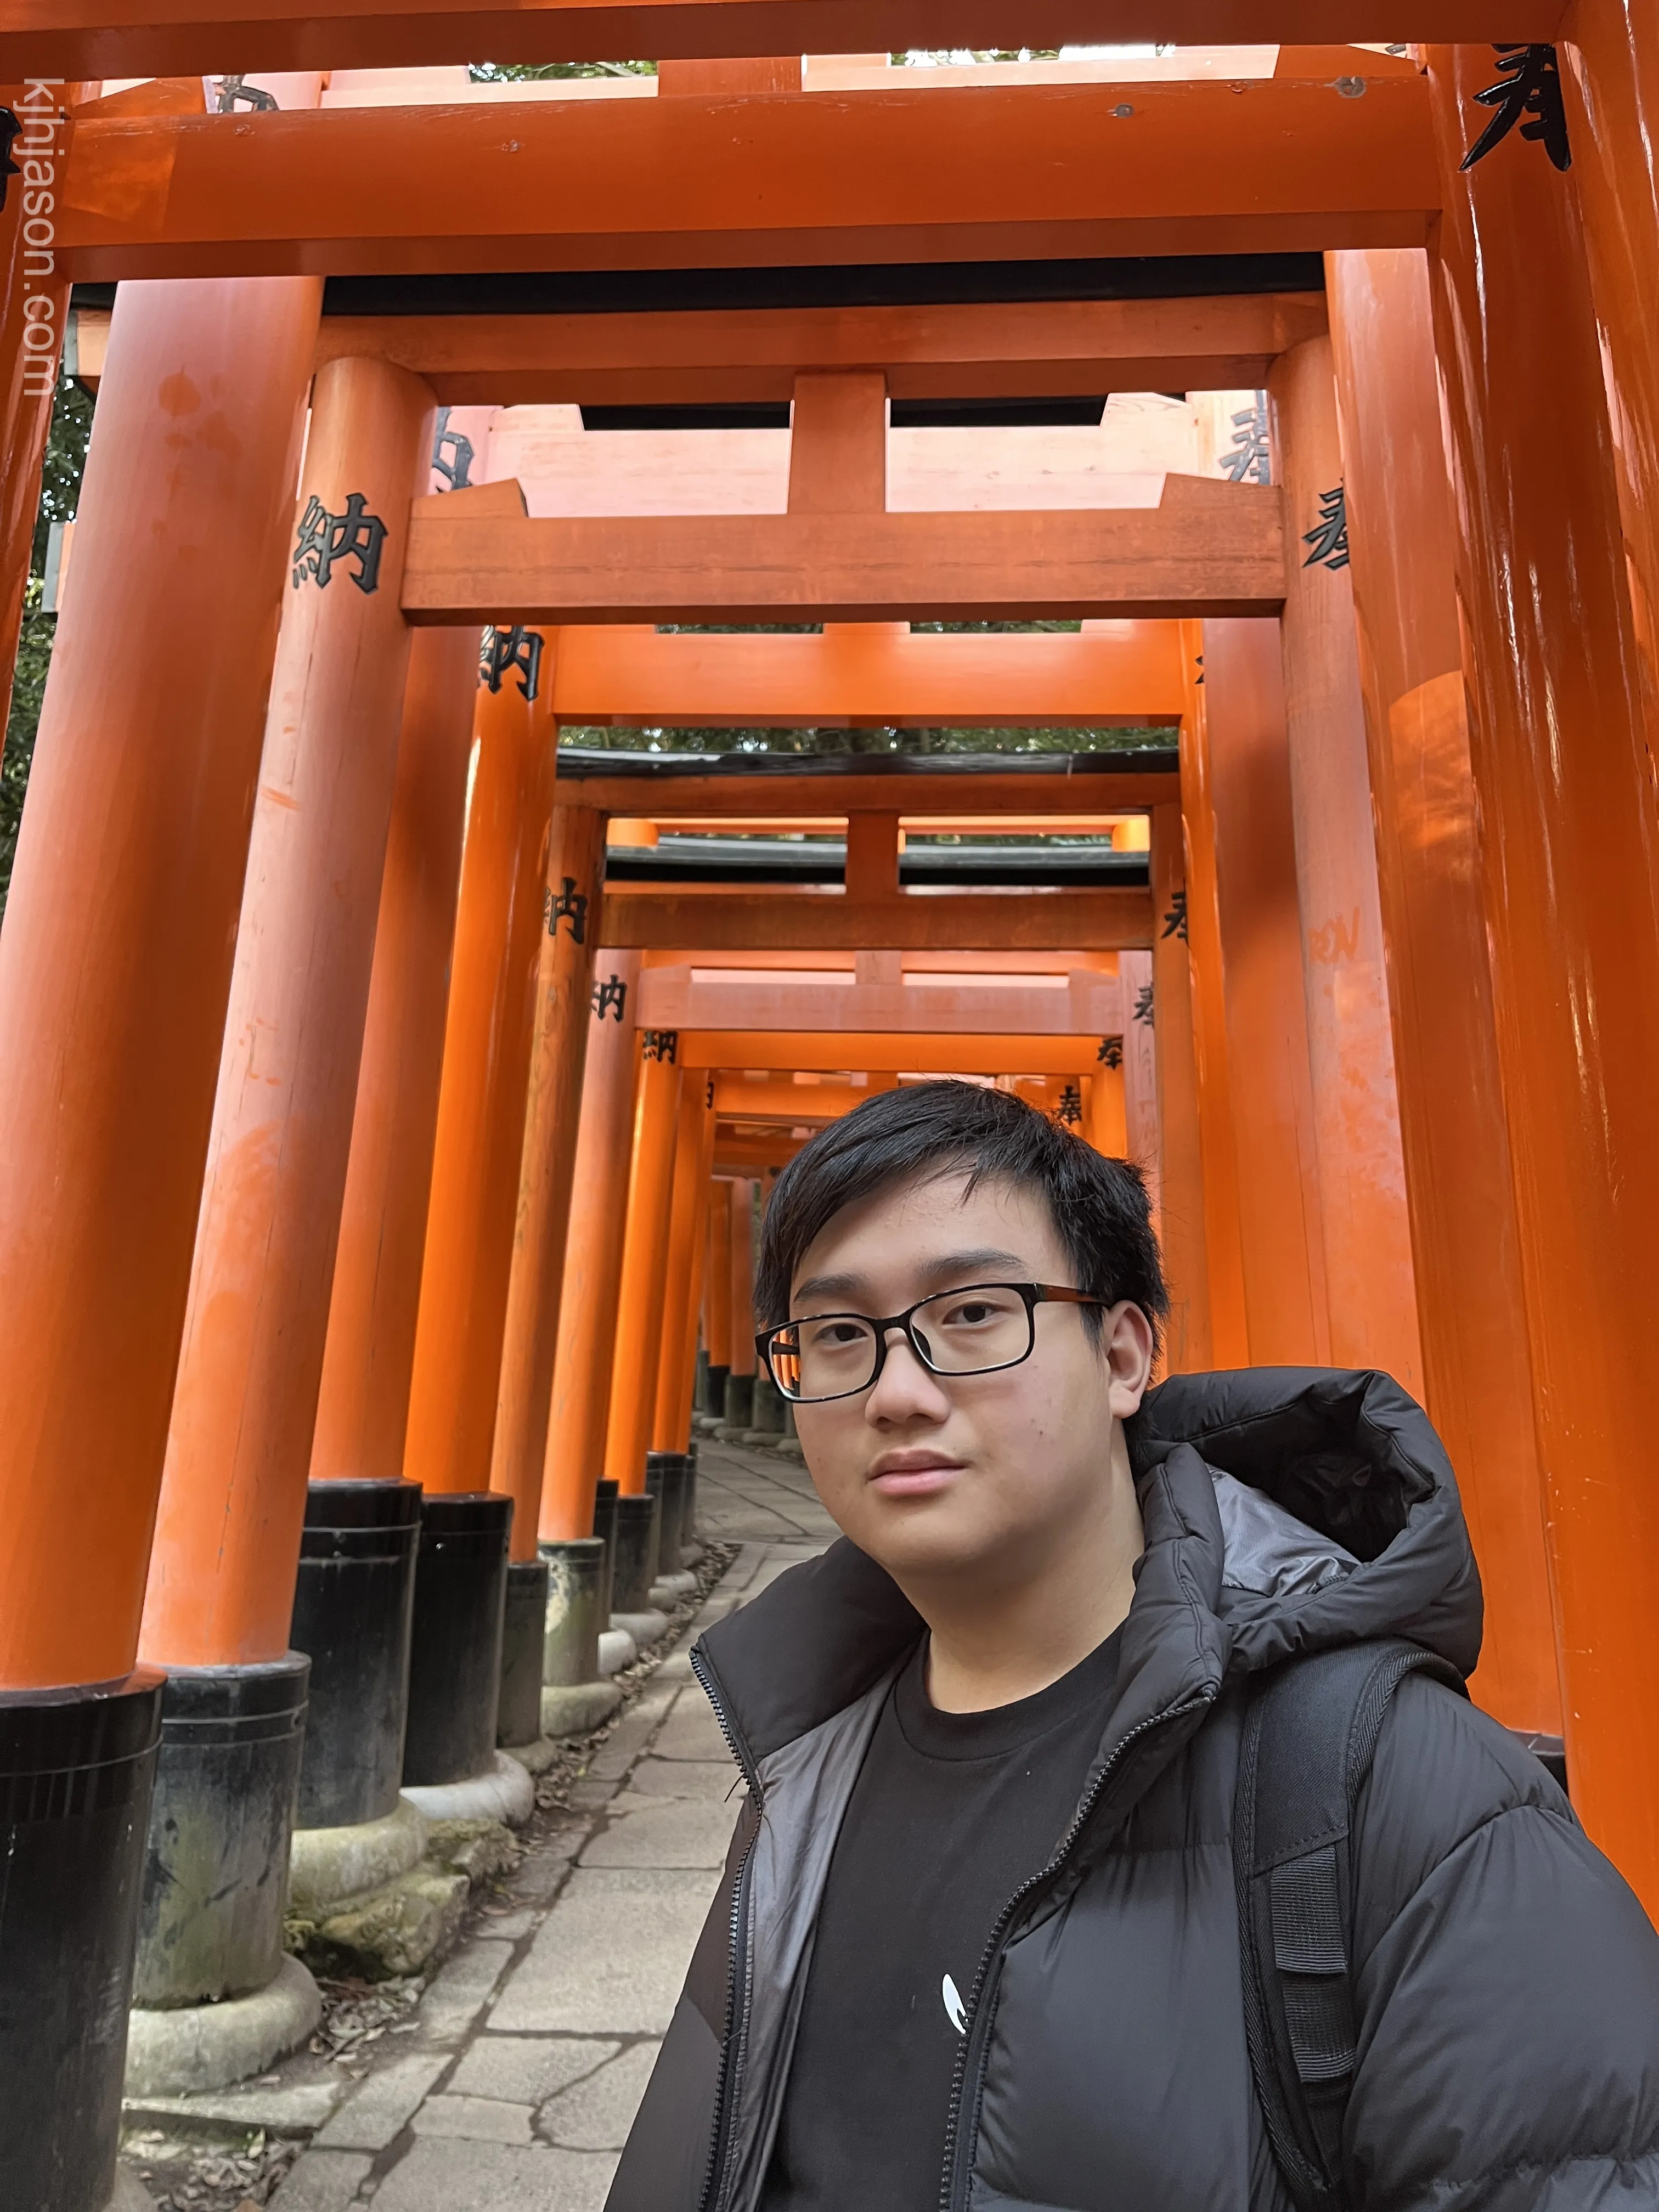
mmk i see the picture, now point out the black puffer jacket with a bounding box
[608,1369,1659,2211]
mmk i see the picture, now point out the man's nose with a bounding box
[865,1326,951,1421]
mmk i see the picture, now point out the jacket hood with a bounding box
[696,1367,1484,1776]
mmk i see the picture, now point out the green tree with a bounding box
[1,377,94,919]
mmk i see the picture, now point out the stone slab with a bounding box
[538,2042,661,2153]
[579,1797,739,1871]
[369,2136,617,2212]
[313,2052,448,2152]
[267,2152,374,2212]
[650,1690,735,1765]
[410,2094,535,2145]
[449,2035,619,2107]
[414,1938,516,2042]
[123,2079,346,2134]
[488,1869,721,2035]
[625,1758,741,1802]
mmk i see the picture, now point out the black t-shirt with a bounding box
[759,1626,1124,2212]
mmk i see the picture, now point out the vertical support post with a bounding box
[1084,1050,1128,1159]
[405,627,558,1497]
[142,354,435,1669]
[1269,334,1424,1394]
[539,950,641,1543]
[844,811,901,900]
[492,802,608,1558]
[788,370,888,515]
[1199,620,1330,1366]
[1427,46,1659,1904]
[312,408,497,1486]
[653,1072,715,1451]
[1176,629,1250,1367]
[1119,950,1161,1217]
[604,1032,684,1494]
[704,1170,735,1409]
[674,1094,721,1449]
[1326,246,1560,1737]
[1561,13,1659,714]
[1149,803,1210,1369]
[726,1176,758,1432]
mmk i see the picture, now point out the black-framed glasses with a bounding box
[755,1282,1108,1405]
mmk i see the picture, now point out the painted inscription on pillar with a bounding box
[592,973,628,1022]
[480,624,544,701]
[1161,887,1189,943]
[1462,44,1571,172]
[1053,1085,1084,1129]
[1302,486,1351,571]
[432,408,475,493]
[292,494,387,594]
[545,876,589,944]
[1133,982,1155,1028]
[1221,395,1271,486]
[1098,1037,1124,1070]
[642,1029,679,1064]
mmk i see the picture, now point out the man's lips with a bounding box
[868,1452,964,1498]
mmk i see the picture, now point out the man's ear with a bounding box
[1103,1300,1155,1420]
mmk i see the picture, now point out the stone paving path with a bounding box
[246,1448,833,2212]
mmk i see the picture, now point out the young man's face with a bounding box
[787,1169,1153,1591]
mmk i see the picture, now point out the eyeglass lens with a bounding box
[770,1285,1034,1401]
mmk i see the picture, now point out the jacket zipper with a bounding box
[936,1691,1214,2212]
[691,1643,764,2212]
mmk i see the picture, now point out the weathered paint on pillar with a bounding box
[1327,245,1560,1739]
[143,354,435,1669]
[673,1096,721,1448]
[539,949,641,1543]
[1119,951,1160,1221]
[1561,12,1659,723]
[1199,620,1330,1368]
[704,1172,734,1371]
[1149,802,1210,1370]
[727,1176,758,1378]
[1176,628,1250,1369]
[1269,334,1423,1396]
[603,1033,684,1494]
[1427,46,1659,1906]
[0,78,91,733]
[0,274,322,1689]
[492,801,607,1560]
[1083,1057,1127,1160]
[653,1072,714,1451]
[405,625,557,1496]
[311,408,494,1486]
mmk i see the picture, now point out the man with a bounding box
[609,1081,1659,2212]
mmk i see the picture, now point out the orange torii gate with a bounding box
[3,37,1659,2196]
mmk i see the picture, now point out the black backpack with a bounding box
[1233,1639,1468,2212]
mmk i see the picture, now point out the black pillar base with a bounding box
[403,1492,512,1787]
[136,1655,310,2006]
[539,1539,607,1685]
[723,1371,755,1431]
[702,1363,730,1420]
[0,1668,163,2212]
[612,1492,661,1614]
[683,1444,701,1553]
[497,1558,549,1748]
[290,1479,421,1830]
[592,1478,619,1620]
[645,1451,689,1574]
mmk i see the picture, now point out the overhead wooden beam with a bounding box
[560,764,1178,814]
[681,1030,1118,1075]
[58,77,1435,282]
[713,1076,865,1120]
[640,964,1124,1033]
[9,5,1566,80]
[599,887,1154,951]
[403,475,1283,625]
[313,292,1328,407]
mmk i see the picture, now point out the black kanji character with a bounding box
[292,493,387,594]
[1053,1084,1084,1129]
[545,877,589,945]
[1098,1036,1124,1070]
[1221,394,1271,486]
[1302,484,1350,572]
[480,624,545,702]
[642,1029,679,1064]
[1161,886,1189,943]
[432,407,475,493]
[1462,44,1571,173]
[592,973,628,1022]
[1133,983,1155,1026]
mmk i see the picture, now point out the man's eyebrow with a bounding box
[791,1248,1031,1311]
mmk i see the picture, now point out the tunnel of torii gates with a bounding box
[2,19,1659,2199]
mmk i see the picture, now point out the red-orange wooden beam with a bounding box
[401,477,1284,626]
[600,887,1153,951]
[312,292,1327,408]
[8,5,1566,80]
[57,78,1436,281]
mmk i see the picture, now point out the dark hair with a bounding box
[755,1079,1169,1350]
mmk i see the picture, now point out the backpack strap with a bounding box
[1233,1639,1466,2212]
